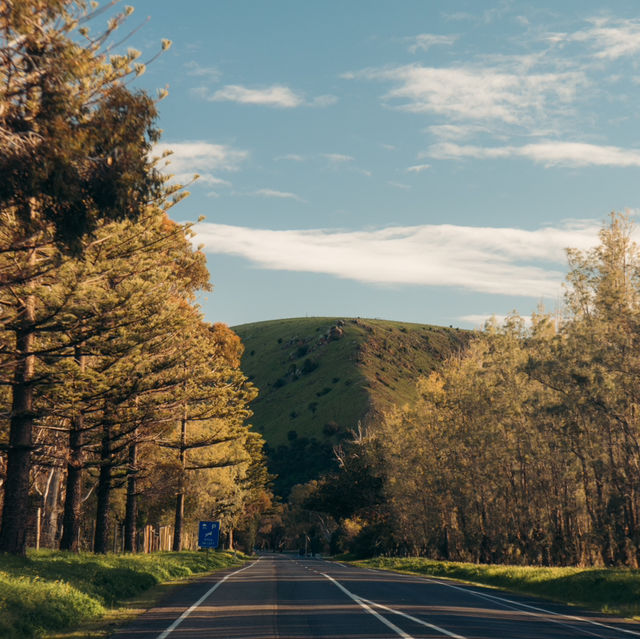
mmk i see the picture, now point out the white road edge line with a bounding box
[321,573,415,639]
[155,559,260,639]
[358,596,467,639]
[422,576,640,638]
[359,565,640,638]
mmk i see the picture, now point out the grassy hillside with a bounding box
[234,317,470,495]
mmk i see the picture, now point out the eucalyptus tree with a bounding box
[528,213,640,564]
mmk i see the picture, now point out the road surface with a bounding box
[114,553,640,638]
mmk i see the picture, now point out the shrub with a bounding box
[301,359,318,374]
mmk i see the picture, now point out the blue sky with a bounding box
[121,0,640,328]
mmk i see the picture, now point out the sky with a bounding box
[115,0,640,329]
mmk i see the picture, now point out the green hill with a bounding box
[233,317,470,495]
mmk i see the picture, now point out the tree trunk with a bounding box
[42,467,62,548]
[0,305,36,555]
[124,441,137,552]
[172,403,188,552]
[172,491,185,552]
[94,420,112,554]
[60,346,86,551]
[60,415,85,551]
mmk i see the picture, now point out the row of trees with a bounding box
[0,1,270,555]
[298,214,640,567]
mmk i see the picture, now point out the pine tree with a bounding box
[161,322,257,550]
[0,0,171,554]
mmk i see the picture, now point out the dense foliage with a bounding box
[296,214,640,567]
[0,0,270,556]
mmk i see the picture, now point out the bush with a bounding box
[301,358,318,374]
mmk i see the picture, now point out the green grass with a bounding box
[354,556,640,619]
[235,317,370,445]
[0,549,245,639]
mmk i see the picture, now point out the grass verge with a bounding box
[353,557,640,619]
[0,549,246,639]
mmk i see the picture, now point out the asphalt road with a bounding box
[113,553,640,639]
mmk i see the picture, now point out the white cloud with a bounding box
[185,61,221,81]
[571,18,640,60]
[209,84,304,108]
[354,64,586,126]
[201,85,337,109]
[194,220,602,298]
[427,141,640,167]
[254,188,306,202]
[153,142,248,185]
[406,33,458,53]
[323,153,354,164]
[427,124,491,140]
[406,163,431,173]
[174,173,230,186]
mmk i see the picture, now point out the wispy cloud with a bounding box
[209,84,304,108]
[183,174,230,186]
[444,3,516,26]
[190,87,210,100]
[427,141,640,167]
[194,220,602,298]
[275,153,306,162]
[323,153,354,164]
[406,33,458,53]
[427,124,491,140]
[570,18,640,60]
[185,61,221,81]
[153,141,248,186]
[198,84,337,108]
[406,163,431,173]
[254,188,306,202]
[351,64,585,126]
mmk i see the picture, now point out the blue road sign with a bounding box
[198,521,220,549]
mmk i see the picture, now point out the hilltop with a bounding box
[233,317,470,495]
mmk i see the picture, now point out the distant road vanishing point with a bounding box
[114,553,640,639]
